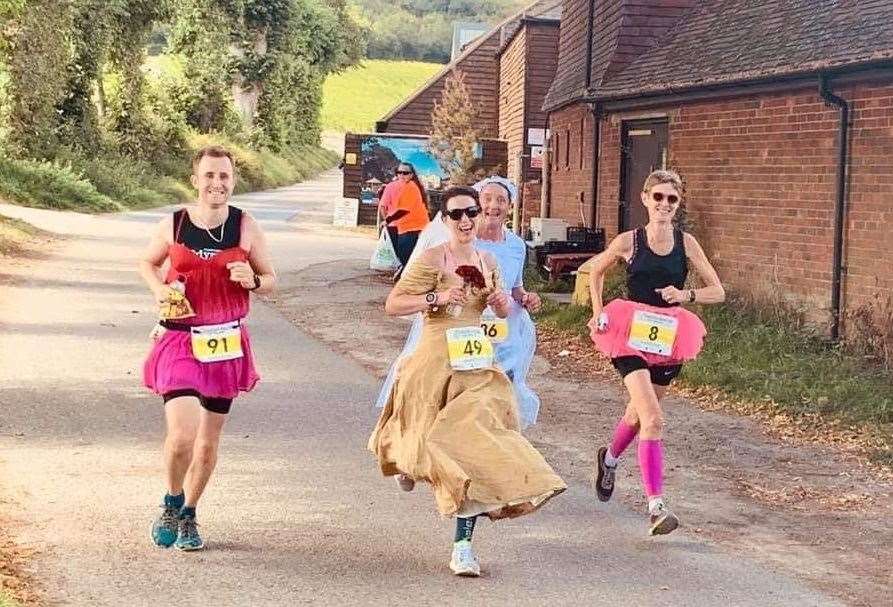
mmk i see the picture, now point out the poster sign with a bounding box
[333,197,359,227]
[530,146,544,169]
[527,128,546,146]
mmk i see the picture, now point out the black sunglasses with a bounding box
[395,170,413,176]
[445,205,482,221]
[650,191,680,205]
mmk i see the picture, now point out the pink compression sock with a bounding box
[608,419,639,459]
[638,439,664,497]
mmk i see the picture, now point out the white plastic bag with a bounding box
[370,227,399,272]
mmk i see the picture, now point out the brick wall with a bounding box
[499,27,527,182]
[554,80,893,329]
[546,102,594,226]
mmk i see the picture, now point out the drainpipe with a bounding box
[589,102,602,229]
[819,74,850,342]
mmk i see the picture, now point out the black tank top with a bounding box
[626,227,688,308]
[174,207,243,260]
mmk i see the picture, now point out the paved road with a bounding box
[0,171,840,606]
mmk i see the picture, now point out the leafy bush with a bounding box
[0,155,119,212]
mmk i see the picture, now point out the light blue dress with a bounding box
[375,225,541,428]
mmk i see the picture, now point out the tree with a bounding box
[429,69,482,186]
[1,0,71,157]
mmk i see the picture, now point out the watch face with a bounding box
[426,292,437,304]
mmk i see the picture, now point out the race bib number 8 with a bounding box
[480,307,509,344]
[190,322,244,363]
[446,326,494,371]
[627,310,678,356]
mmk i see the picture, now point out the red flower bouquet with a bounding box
[446,265,489,318]
[455,265,487,290]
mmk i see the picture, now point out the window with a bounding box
[554,132,561,169]
[579,117,586,170]
[564,128,570,169]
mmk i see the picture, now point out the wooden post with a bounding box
[541,141,551,218]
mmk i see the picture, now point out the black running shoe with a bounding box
[594,446,616,502]
[649,502,679,536]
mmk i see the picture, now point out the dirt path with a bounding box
[268,258,893,607]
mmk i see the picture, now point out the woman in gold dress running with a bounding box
[369,186,566,577]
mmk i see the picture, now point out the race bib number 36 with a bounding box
[446,326,494,371]
[480,307,509,344]
[190,322,244,363]
[627,310,678,357]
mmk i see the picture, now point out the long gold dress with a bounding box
[368,258,566,519]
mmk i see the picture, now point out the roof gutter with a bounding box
[818,74,851,342]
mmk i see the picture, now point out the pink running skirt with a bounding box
[143,324,260,399]
[591,299,706,366]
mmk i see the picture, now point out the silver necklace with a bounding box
[192,211,226,244]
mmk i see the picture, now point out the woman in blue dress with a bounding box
[375,176,543,429]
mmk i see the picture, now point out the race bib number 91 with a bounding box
[190,322,244,363]
[446,326,494,371]
[627,310,678,357]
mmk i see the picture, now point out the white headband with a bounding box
[472,176,518,204]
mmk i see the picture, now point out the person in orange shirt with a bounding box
[379,162,430,269]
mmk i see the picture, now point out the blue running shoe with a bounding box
[151,504,180,548]
[174,515,204,551]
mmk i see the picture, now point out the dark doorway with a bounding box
[619,120,669,231]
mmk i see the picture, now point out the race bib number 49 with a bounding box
[190,322,244,363]
[446,326,494,371]
[627,310,678,356]
[479,307,509,344]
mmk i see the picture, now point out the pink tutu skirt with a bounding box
[143,324,260,399]
[591,299,706,366]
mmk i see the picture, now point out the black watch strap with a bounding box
[249,274,261,291]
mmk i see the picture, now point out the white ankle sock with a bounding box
[648,497,665,515]
[603,448,619,467]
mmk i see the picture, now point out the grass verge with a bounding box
[535,285,893,465]
[321,59,443,133]
[0,590,20,607]
[0,216,46,256]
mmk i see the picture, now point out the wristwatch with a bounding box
[688,289,696,303]
[249,274,261,291]
[425,291,438,307]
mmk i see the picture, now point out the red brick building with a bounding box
[543,0,893,338]
[376,0,562,206]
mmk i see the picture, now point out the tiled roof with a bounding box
[542,0,591,110]
[546,0,893,110]
[599,0,893,97]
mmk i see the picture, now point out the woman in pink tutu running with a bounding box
[587,169,724,535]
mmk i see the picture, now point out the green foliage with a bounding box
[1,0,71,157]
[0,0,347,211]
[0,154,120,212]
[321,59,442,132]
[170,0,363,150]
[352,0,527,63]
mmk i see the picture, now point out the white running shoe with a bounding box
[449,540,481,577]
[394,473,415,492]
